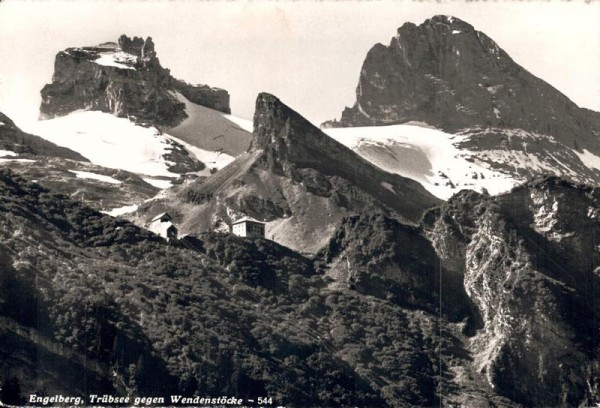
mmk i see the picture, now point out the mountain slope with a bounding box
[133,93,440,253]
[324,15,600,190]
[1,168,596,406]
[0,111,87,161]
[0,110,164,215]
[316,177,599,406]
[0,170,447,407]
[422,179,600,406]
[166,91,253,157]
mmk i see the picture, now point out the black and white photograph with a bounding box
[0,0,599,406]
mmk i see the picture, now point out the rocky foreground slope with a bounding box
[1,168,598,406]
[40,35,230,127]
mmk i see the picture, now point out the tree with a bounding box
[1,376,24,406]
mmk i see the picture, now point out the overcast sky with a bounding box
[0,0,598,128]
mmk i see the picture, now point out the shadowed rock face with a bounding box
[326,15,600,154]
[40,35,230,127]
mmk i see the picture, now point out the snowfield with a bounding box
[324,122,517,200]
[0,150,17,157]
[574,149,600,171]
[25,111,239,184]
[27,112,179,178]
[142,178,173,189]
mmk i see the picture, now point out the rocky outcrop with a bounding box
[172,80,230,115]
[250,93,439,221]
[421,179,600,406]
[326,15,600,154]
[316,214,480,328]
[0,111,87,161]
[40,35,230,127]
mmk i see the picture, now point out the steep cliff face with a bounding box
[40,35,230,127]
[422,181,599,406]
[133,93,440,253]
[315,214,480,328]
[327,15,600,152]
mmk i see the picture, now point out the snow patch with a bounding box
[357,103,371,119]
[0,150,17,157]
[94,51,136,70]
[381,181,395,194]
[69,170,122,184]
[493,107,501,119]
[102,204,139,217]
[452,30,462,34]
[574,149,600,171]
[143,178,173,189]
[0,158,36,164]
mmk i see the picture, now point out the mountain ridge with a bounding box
[132,93,440,253]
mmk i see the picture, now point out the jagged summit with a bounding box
[392,15,475,39]
[117,34,156,61]
[40,35,231,127]
[251,92,300,151]
[251,92,360,174]
[423,15,474,30]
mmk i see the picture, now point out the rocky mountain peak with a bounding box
[424,15,474,31]
[324,15,600,155]
[39,35,231,126]
[251,92,318,153]
[250,92,384,178]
